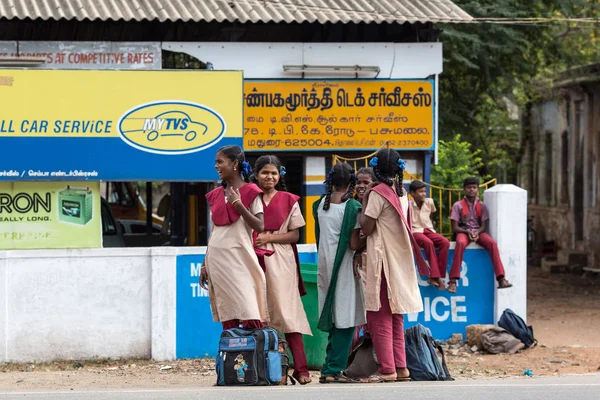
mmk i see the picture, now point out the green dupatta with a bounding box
[312,195,362,332]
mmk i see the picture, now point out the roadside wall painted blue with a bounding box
[175,247,494,359]
[405,248,494,339]
[175,254,222,359]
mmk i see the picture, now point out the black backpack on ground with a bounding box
[498,308,536,348]
[404,324,453,381]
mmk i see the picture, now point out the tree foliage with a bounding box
[438,0,599,183]
[430,135,491,233]
[431,134,488,189]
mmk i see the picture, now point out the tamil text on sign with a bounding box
[244,80,434,151]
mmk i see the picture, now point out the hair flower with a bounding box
[241,161,252,175]
[397,158,406,170]
[280,166,287,176]
[369,157,379,167]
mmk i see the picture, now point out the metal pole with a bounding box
[146,182,153,235]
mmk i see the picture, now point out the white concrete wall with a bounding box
[484,184,528,322]
[0,248,153,363]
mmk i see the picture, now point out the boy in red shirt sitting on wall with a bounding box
[409,180,450,290]
[449,177,513,293]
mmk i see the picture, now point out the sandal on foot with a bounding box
[360,374,396,383]
[447,280,457,293]
[498,278,513,289]
[320,372,357,384]
[396,376,411,382]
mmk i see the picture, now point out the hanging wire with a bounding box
[224,0,599,26]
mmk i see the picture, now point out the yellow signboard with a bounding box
[244,80,434,151]
[0,182,101,249]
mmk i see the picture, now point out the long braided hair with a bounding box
[323,162,356,211]
[252,155,288,192]
[372,148,405,196]
[217,145,251,188]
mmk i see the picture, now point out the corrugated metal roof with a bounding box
[0,0,473,24]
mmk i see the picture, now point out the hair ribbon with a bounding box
[398,158,406,170]
[241,161,252,176]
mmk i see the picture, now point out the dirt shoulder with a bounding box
[1,268,599,391]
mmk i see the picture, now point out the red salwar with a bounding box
[366,274,406,374]
[285,332,309,379]
[450,233,506,280]
[413,229,450,279]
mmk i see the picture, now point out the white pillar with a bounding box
[151,247,178,361]
[484,184,528,323]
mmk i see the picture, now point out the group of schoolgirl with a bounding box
[199,144,512,386]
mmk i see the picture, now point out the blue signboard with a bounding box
[0,69,243,181]
[176,254,223,359]
[405,248,495,339]
[175,247,494,359]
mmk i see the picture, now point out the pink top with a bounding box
[450,197,489,231]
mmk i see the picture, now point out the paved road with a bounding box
[1,375,599,400]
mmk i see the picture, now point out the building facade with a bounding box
[519,63,600,270]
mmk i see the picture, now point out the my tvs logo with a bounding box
[118,101,226,155]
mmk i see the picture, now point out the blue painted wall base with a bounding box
[176,248,494,359]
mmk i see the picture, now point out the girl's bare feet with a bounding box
[428,278,446,291]
[447,280,457,293]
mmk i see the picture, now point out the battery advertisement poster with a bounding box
[0,181,101,249]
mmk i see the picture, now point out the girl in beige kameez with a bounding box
[200,145,268,330]
[253,155,313,385]
[359,148,429,383]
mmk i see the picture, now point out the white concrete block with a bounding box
[484,184,528,323]
[151,247,178,361]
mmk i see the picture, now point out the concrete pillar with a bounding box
[151,247,178,361]
[484,184,528,322]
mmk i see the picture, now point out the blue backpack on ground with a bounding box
[216,327,282,386]
[498,308,536,348]
[404,324,453,381]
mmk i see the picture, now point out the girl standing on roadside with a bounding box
[359,148,429,383]
[350,167,377,349]
[200,145,269,330]
[313,162,365,384]
[253,155,313,385]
